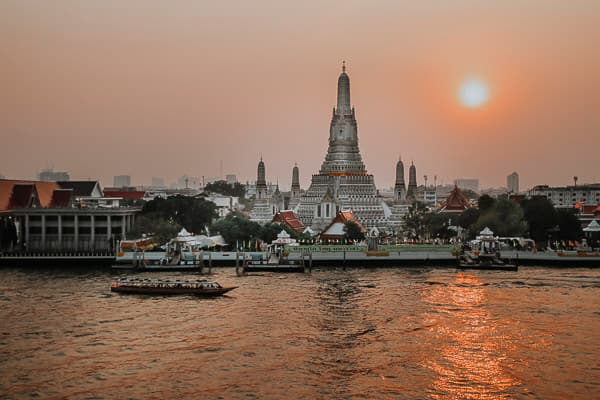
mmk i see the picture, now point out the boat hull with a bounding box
[457,264,518,271]
[110,285,237,296]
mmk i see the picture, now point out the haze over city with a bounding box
[2,1,599,189]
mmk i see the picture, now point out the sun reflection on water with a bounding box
[420,273,523,399]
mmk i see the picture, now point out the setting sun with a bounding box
[459,79,490,108]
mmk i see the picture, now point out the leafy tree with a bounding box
[425,213,457,239]
[471,198,527,238]
[344,221,365,242]
[458,208,480,229]
[210,214,262,246]
[478,194,495,212]
[521,196,558,243]
[403,201,428,239]
[556,209,583,241]
[204,180,246,198]
[142,195,217,234]
[129,214,181,245]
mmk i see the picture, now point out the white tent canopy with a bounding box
[479,227,494,236]
[583,220,600,232]
[177,228,193,237]
[272,230,297,245]
[277,230,291,239]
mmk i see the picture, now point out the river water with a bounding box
[1,266,599,399]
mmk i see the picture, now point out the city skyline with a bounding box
[2,1,599,189]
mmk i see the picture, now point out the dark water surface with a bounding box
[1,266,599,399]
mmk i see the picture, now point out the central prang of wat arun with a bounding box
[295,63,390,231]
[250,63,418,232]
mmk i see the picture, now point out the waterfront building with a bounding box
[454,178,480,193]
[529,184,600,208]
[0,179,139,252]
[507,172,519,193]
[113,175,131,188]
[38,168,70,182]
[295,64,388,231]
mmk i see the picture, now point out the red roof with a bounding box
[272,210,305,233]
[0,179,60,212]
[441,186,470,211]
[9,184,36,209]
[578,204,600,214]
[325,211,366,233]
[49,189,73,208]
[104,190,146,200]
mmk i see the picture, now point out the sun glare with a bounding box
[458,79,489,108]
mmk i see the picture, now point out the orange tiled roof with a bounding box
[272,210,305,233]
[328,211,366,233]
[0,179,60,212]
[442,186,470,211]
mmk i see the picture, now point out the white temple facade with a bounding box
[295,64,388,232]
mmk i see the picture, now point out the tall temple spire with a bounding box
[394,156,406,202]
[407,161,417,200]
[336,62,351,115]
[320,65,365,175]
[291,163,300,192]
[256,157,267,199]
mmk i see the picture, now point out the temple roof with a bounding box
[49,189,74,208]
[272,210,305,233]
[0,179,60,212]
[321,210,367,238]
[57,181,101,197]
[9,184,37,209]
[440,185,470,212]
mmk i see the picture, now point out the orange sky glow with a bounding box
[1,1,599,190]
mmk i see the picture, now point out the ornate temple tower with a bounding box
[288,163,302,210]
[407,161,417,201]
[250,157,277,224]
[256,157,267,199]
[296,63,388,231]
[394,156,406,202]
[291,163,300,198]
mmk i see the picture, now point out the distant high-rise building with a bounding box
[38,168,70,182]
[151,177,165,188]
[454,178,479,193]
[507,172,519,193]
[225,174,237,185]
[177,175,201,189]
[113,175,131,188]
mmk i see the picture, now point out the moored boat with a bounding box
[110,278,237,296]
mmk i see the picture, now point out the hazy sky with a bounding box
[2,1,599,190]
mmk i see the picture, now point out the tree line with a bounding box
[403,194,583,246]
